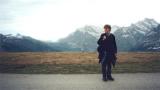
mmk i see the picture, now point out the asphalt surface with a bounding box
[0,73,160,90]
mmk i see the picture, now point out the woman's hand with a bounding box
[103,35,106,40]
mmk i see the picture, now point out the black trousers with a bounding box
[101,52,112,78]
[101,61,112,78]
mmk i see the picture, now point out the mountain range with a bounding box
[0,18,160,52]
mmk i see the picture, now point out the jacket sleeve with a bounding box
[97,34,103,45]
[113,34,117,53]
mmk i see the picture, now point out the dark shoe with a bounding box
[102,78,108,81]
[108,77,114,81]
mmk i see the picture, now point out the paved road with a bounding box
[0,73,160,90]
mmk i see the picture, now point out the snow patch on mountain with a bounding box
[77,25,102,38]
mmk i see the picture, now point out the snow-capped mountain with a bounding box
[135,24,160,51]
[132,18,159,34]
[114,18,159,51]
[76,25,103,37]
[58,18,160,52]
[0,33,61,52]
[111,25,120,33]
[58,25,102,51]
[0,18,159,52]
[58,25,123,51]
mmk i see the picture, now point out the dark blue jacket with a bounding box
[97,33,117,66]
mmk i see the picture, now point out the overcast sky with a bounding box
[0,0,160,41]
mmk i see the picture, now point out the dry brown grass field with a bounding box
[0,52,160,74]
[0,52,160,65]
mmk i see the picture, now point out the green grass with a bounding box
[1,60,160,74]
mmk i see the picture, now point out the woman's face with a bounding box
[104,28,110,33]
